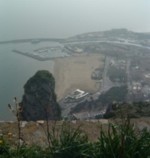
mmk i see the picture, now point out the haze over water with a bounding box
[0,43,54,120]
[0,0,150,41]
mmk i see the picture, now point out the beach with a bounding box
[53,54,104,100]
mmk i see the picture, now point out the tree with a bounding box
[20,70,61,121]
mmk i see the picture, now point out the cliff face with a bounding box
[20,70,61,121]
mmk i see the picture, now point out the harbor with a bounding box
[12,41,69,61]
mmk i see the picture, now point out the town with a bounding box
[11,29,150,120]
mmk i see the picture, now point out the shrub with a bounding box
[0,135,10,158]
[47,122,91,158]
[10,145,44,158]
[93,118,150,158]
[0,119,150,158]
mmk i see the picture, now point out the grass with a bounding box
[93,118,150,158]
[0,119,150,158]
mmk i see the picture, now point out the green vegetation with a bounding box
[98,86,128,104]
[107,66,127,83]
[20,70,61,121]
[0,119,150,158]
[24,70,55,94]
[94,119,150,158]
[46,123,89,158]
[104,102,150,119]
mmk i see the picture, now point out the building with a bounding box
[65,89,89,102]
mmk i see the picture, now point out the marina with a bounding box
[12,49,68,61]
[12,41,69,61]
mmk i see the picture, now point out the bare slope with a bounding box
[53,54,104,100]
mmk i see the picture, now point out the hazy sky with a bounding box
[0,0,150,40]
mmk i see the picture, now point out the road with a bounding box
[63,40,150,50]
[100,56,115,92]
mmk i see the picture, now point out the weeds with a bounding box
[0,135,10,157]
[47,122,90,158]
[93,117,150,158]
[0,118,150,157]
[8,97,24,148]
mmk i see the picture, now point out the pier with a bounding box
[12,50,56,61]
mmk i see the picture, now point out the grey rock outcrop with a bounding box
[20,70,61,121]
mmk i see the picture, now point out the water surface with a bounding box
[0,42,63,120]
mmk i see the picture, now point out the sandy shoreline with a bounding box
[53,54,104,100]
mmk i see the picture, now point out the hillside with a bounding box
[66,28,150,45]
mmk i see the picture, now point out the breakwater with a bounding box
[12,50,55,61]
[0,38,65,44]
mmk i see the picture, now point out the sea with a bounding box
[0,41,67,121]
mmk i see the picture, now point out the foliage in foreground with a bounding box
[0,119,150,158]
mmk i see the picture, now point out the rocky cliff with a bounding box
[20,70,61,121]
